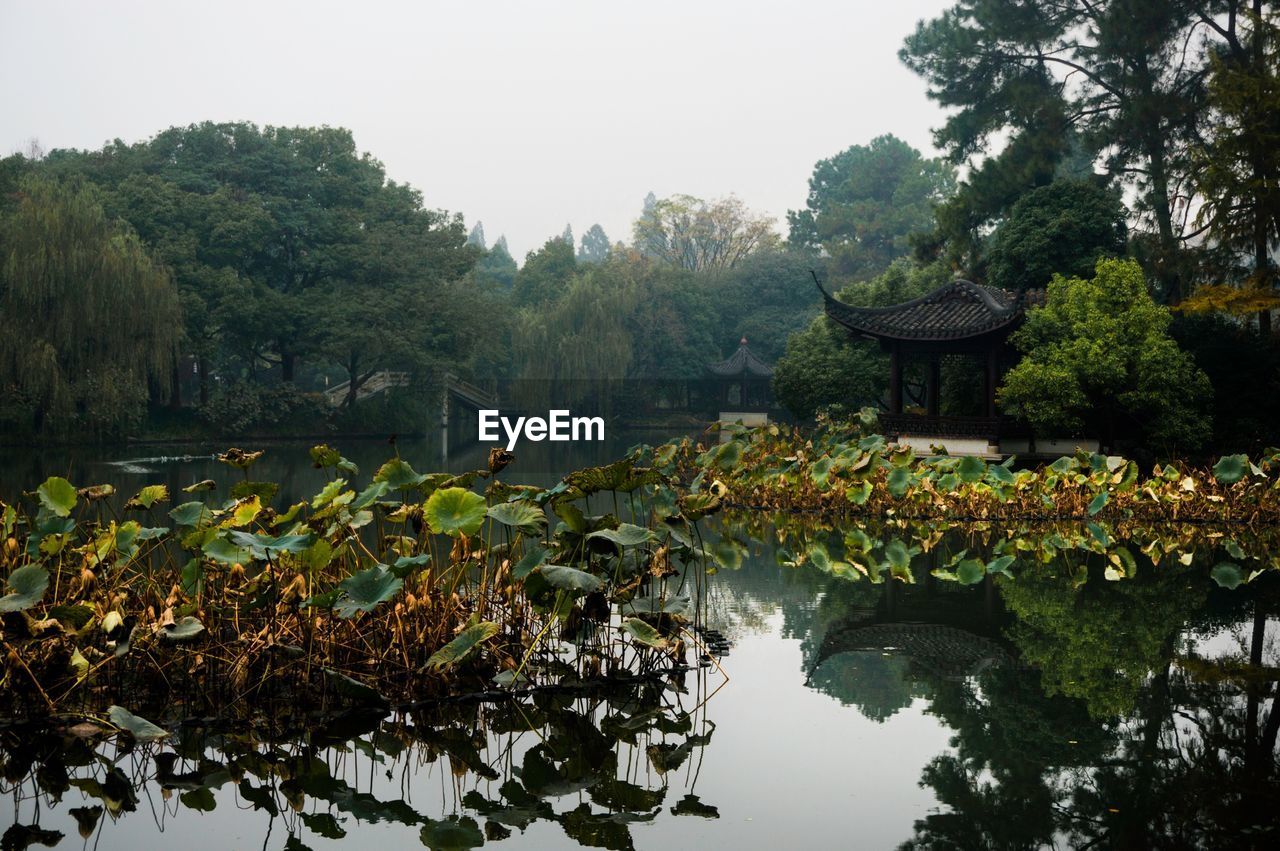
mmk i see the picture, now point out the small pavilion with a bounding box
[706,337,774,424]
[817,278,1041,454]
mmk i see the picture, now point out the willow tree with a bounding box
[0,176,180,436]
[509,268,637,414]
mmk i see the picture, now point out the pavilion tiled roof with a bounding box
[819,278,1043,342]
[707,337,773,377]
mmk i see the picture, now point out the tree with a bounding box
[0,175,180,437]
[472,237,518,292]
[985,179,1127,292]
[900,1,1229,301]
[709,249,822,362]
[1188,11,1280,334]
[513,237,577,306]
[999,258,1212,449]
[467,221,487,250]
[787,134,955,280]
[577,224,611,264]
[633,194,779,272]
[510,268,636,413]
[561,223,574,247]
[46,122,480,408]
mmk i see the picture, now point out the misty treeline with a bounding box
[0,125,814,440]
[1,1,1277,450]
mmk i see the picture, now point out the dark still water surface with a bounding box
[1,437,1277,849]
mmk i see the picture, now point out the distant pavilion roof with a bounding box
[706,337,773,378]
[819,278,1042,343]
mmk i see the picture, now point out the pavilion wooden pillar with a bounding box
[984,347,998,418]
[926,355,941,417]
[889,346,903,414]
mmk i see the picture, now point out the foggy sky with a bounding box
[1,1,953,261]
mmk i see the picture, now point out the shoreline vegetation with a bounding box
[1,419,1276,737]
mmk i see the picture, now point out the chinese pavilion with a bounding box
[818,277,1042,453]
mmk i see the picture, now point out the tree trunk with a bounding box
[345,355,360,410]
[170,363,182,410]
[281,350,297,383]
[198,356,209,407]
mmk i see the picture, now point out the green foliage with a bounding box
[0,565,50,613]
[0,175,180,437]
[788,134,956,280]
[900,1,1214,300]
[999,259,1212,449]
[197,381,327,435]
[424,621,500,671]
[985,180,1127,292]
[577,223,611,264]
[513,237,577,306]
[107,706,169,742]
[424,487,488,537]
[1170,313,1280,450]
[1191,16,1280,310]
[708,249,822,363]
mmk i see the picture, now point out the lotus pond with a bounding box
[1,431,1277,849]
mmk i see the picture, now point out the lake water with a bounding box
[1,436,1277,849]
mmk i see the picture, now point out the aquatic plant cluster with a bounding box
[0,446,722,720]
[0,679,717,850]
[682,413,1280,525]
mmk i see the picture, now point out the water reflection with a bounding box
[1,506,1277,848]
[1,676,719,850]
[704,513,1280,849]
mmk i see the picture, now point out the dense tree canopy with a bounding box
[984,179,1127,292]
[787,134,955,280]
[47,122,479,392]
[1188,12,1280,330]
[0,175,181,436]
[999,259,1212,450]
[900,0,1245,301]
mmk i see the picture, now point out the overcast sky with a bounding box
[2,0,953,260]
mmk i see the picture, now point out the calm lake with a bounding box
[1,436,1277,849]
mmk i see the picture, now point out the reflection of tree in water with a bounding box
[999,554,1207,717]
[712,512,1279,845]
[902,562,1280,850]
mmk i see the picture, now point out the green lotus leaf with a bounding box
[621,617,668,649]
[0,565,50,613]
[169,501,208,527]
[373,458,428,490]
[586,523,653,548]
[333,565,403,618]
[1210,562,1244,589]
[1212,454,1249,484]
[425,621,500,671]
[538,564,603,594]
[37,476,77,517]
[486,501,547,535]
[956,455,986,483]
[107,706,169,742]
[956,558,986,585]
[425,487,487,537]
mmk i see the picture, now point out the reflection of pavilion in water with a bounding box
[803,557,1016,718]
